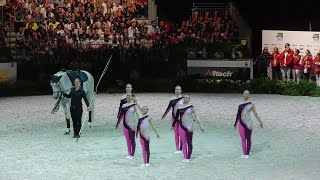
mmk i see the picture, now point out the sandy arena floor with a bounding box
[0,93,320,180]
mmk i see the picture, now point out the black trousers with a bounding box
[70,107,83,136]
[272,66,281,80]
[303,73,310,81]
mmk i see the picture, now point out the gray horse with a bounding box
[50,70,95,134]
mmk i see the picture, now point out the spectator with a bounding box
[271,47,281,80]
[147,20,160,35]
[231,47,240,59]
[141,34,153,49]
[301,49,312,81]
[4,0,240,65]
[128,20,138,38]
[24,23,35,39]
[201,47,208,59]
[151,28,161,41]
[292,49,301,82]
[48,18,60,29]
[133,32,142,48]
[192,11,200,24]
[36,22,47,38]
[280,44,294,80]
[170,32,180,44]
[113,1,123,13]
[204,11,211,24]
[255,47,272,78]
[66,30,75,48]
[79,34,90,51]
[95,16,106,29]
[159,21,167,33]
[90,33,103,49]
[16,27,25,47]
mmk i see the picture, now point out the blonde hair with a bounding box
[126,83,132,87]
[183,94,190,99]
[243,90,250,98]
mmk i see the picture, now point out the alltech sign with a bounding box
[205,70,233,77]
[187,59,253,80]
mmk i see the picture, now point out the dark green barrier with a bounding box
[1,77,320,97]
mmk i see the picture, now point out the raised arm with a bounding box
[252,104,263,128]
[149,118,160,139]
[192,107,205,132]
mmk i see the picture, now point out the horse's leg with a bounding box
[87,91,95,128]
[62,98,71,134]
[88,111,92,128]
[82,71,95,128]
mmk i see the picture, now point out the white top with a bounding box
[123,103,137,130]
[139,116,150,139]
[241,103,253,129]
[284,52,288,64]
[171,95,184,114]
[112,5,123,13]
[128,27,138,38]
[178,105,194,132]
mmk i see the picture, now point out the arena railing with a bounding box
[12,43,170,64]
[191,3,230,20]
[12,40,247,64]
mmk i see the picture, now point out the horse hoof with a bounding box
[64,132,70,135]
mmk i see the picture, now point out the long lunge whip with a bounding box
[77,55,113,142]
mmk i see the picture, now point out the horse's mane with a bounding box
[55,71,66,76]
[50,71,64,84]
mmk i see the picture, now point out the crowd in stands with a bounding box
[2,0,240,58]
[177,10,240,44]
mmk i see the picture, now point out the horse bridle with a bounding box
[52,82,72,95]
[51,82,72,114]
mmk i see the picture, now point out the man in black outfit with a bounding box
[64,78,90,138]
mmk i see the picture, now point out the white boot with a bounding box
[64,128,70,135]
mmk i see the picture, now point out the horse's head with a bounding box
[50,74,62,99]
[50,71,73,99]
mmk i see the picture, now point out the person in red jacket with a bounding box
[270,47,281,80]
[292,49,302,82]
[280,44,294,80]
[313,52,320,86]
[301,50,313,81]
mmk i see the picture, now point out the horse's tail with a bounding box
[84,70,95,121]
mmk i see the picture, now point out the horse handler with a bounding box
[63,78,90,138]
